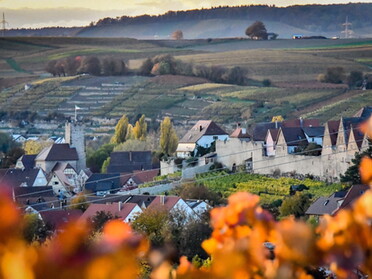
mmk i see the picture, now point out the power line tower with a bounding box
[1,13,9,37]
[341,16,353,39]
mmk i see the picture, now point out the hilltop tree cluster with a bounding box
[245,21,268,40]
[140,54,248,86]
[45,56,128,77]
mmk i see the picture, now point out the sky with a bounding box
[1,0,372,28]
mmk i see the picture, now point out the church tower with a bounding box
[65,121,86,172]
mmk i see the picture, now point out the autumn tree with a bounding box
[111,114,129,144]
[90,211,115,232]
[171,30,183,40]
[131,206,169,247]
[126,124,135,140]
[271,115,284,122]
[160,117,178,156]
[175,181,223,206]
[279,192,312,218]
[245,21,268,40]
[22,214,51,243]
[347,70,364,88]
[102,57,127,76]
[101,157,110,173]
[178,212,212,260]
[23,140,52,155]
[320,67,345,84]
[69,194,90,212]
[222,66,247,85]
[139,58,154,76]
[78,56,101,76]
[64,56,81,76]
[133,115,147,140]
[45,60,58,76]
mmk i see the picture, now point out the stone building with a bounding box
[216,110,371,182]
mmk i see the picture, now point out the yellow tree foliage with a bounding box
[271,115,284,122]
[160,117,178,156]
[133,115,147,140]
[111,114,129,144]
[23,140,52,155]
[126,124,134,140]
[69,194,90,212]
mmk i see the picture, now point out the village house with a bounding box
[107,151,154,173]
[39,209,82,230]
[305,185,369,220]
[35,143,79,174]
[0,168,48,188]
[176,120,229,158]
[215,108,371,182]
[80,202,142,223]
[84,173,122,196]
[15,154,37,169]
[119,169,159,191]
[47,163,79,196]
[86,194,199,219]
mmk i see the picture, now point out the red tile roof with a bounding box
[148,196,180,211]
[39,209,82,229]
[80,202,139,222]
[230,128,251,139]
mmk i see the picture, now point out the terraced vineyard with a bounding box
[1,37,372,133]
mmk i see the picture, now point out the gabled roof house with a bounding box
[176,120,228,158]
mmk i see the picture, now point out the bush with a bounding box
[262,79,272,87]
[347,71,364,88]
[322,67,345,84]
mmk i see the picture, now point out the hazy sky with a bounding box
[1,0,372,28]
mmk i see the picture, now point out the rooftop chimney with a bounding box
[242,128,247,135]
[160,195,165,205]
[118,201,122,211]
[275,121,278,129]
[300,117,303,128]
[129,151,132,162]
[199,125,203,132]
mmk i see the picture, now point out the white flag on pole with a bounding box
[75,105,82,110]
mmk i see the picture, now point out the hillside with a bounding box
[0,36,371,136]
[76,3,372,39]
[5,3,372,39]
[77,19,316,40]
